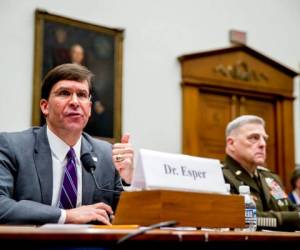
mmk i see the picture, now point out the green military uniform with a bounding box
[222,155,300,231]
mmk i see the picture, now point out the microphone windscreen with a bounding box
[80,153,96,172]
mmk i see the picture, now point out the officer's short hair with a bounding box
[226,115,265,137]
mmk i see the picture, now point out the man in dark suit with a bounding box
[222,115,300,231]
[0,63,134,225]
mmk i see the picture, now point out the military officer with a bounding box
[222,115,300,231]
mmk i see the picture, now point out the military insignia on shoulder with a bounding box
[265,177,288,200]
[257,166,270,172]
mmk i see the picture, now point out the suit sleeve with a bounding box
[111,169,124,211]
[0,133,61,224]
[110,141,124,211]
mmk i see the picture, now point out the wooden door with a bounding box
[197,90,234,160]
[195,89,277,172]
[239,96,277,172]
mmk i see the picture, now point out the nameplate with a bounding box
[131,149,227,193]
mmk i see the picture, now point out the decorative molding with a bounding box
[214,60,269,82]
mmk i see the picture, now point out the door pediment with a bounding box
[179,45,297,97]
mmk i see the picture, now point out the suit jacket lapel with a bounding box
[33,126,53,205]
[259,172,272,204]
[225,156,260,193]
[81,136,97,205]
[236,171,260,193]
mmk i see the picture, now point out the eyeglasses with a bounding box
[52,89,91,102]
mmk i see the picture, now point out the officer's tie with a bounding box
[59,148,77,209]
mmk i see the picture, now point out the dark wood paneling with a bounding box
[197,91,233,160]
[241,97,276,172]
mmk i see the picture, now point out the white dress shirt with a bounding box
[47,127,83,223]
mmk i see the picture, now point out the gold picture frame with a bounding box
[32,9,123,142]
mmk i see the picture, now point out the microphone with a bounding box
[80,153,121,194]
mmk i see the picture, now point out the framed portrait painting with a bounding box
[32,10,123,142]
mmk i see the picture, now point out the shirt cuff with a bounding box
[57,209,67,224]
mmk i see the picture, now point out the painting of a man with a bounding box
[36,12,121,139]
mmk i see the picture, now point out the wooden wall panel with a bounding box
[281,100,295,191]
[240,97,276,172]
[197,91,233,160]
[182,86,200,156]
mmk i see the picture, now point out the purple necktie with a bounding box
[59,148,78,209]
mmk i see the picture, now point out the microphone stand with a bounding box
[89,168,121,194]
[116,220,178,244]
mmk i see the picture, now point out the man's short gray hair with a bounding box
[226,115,265,137]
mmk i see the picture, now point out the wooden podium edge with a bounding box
[113,190,244,228]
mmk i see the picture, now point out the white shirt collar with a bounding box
[46,126,82,163]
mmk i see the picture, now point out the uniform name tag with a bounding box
[131,149,227,193]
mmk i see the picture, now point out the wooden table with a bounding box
[0,225,300,249]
